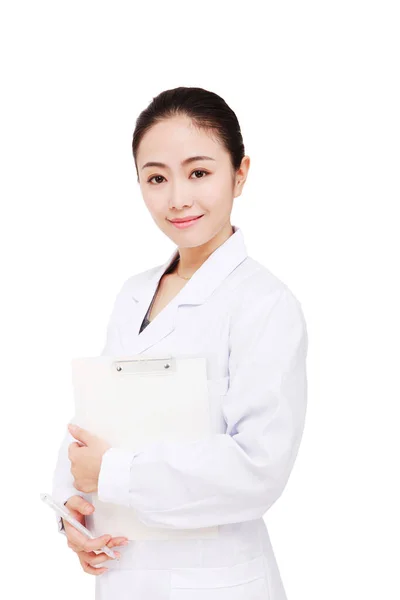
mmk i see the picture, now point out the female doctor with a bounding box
[51,86,308,600]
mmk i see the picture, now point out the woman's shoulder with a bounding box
[229,257,306,327]
[228,260,308,376]
[233,256,301,304]
[105,264,162,325]
[119,265,160,291]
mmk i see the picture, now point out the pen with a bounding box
[40,493,119,560]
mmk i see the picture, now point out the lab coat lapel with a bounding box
[122,225,248,355]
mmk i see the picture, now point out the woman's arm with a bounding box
[51,278,131,534]
[51,429,92,534]
[97,286,309,529]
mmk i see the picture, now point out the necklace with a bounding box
[174,257,193,280]
[176,271,191,280]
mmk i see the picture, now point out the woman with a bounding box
[52,86,308,600]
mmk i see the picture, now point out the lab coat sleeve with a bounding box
[51,279,129,535]
[97,286,309,529]
[51,428,93,535]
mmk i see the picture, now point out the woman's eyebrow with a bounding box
[141,156,216,170]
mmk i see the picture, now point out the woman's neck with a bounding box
[173,222,234,278]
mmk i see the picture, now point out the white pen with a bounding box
[40,493,119,561]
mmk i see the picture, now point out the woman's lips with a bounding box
[169,215,204,229]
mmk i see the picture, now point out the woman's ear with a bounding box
[234,155,250,197]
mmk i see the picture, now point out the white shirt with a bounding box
[52,224,308,600]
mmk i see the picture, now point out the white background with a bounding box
[1,1,399,598]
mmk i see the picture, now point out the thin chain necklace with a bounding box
[175,257,192,280]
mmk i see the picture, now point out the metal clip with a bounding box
[112,356,177,375]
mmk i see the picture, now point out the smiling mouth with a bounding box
[169,215,204,223]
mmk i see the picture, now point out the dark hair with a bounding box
[132,86,245,183]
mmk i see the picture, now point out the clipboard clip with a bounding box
[112,356,177,375]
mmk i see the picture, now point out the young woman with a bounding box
[52,86,308,600]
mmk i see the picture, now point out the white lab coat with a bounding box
[51,224,308,599]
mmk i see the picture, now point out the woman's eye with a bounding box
[147,170,209,185]
[190,169,209,179]
[147,175,165,185]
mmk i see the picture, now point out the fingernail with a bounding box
[122,540,129,545]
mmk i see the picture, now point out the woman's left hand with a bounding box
[67,424,112,493]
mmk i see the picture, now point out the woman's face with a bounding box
[136,115,248,248]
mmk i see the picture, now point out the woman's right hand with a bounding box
[63,495,129,576]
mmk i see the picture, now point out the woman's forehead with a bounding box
[138,123,225,169]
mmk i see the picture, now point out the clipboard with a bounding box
[70,354,219,540]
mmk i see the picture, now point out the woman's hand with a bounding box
[63,495,129,576]
[67,423,111,493]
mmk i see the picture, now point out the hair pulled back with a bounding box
[132,87,245,182]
